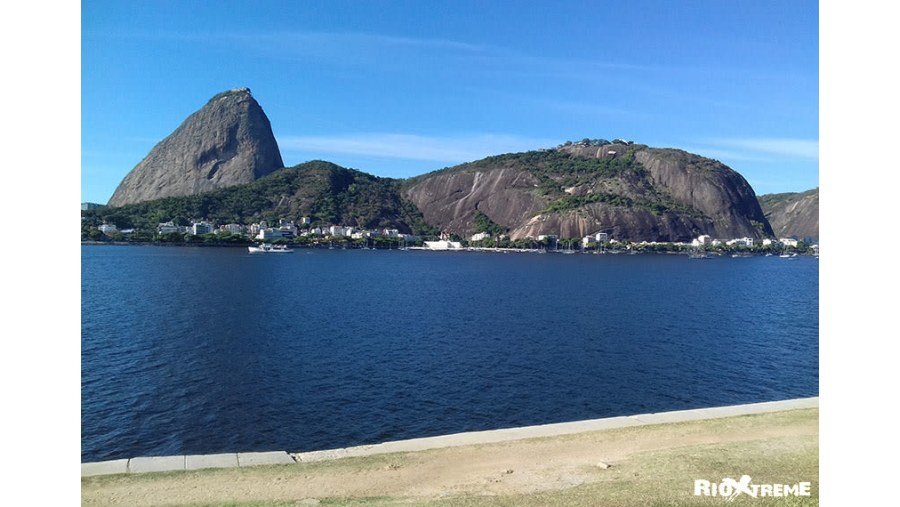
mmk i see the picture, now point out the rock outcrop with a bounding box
[400,167,548,235]
[107,88,284,207]
[758,188,819,241]
[403,142,773,242]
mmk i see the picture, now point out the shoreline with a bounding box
[82,396,817,477]
[81,241,819,257]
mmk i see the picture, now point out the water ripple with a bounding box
[82,247,818,461]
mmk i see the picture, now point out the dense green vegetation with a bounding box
[758,187,819,209]
[461,146,648,192]
[649,147,726,172]
[410,145,707,218]
[406,145,646,187]
[471,210,506,236]
[81,161,438,238]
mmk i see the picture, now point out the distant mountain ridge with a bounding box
[403,142,772,242]
[98,90,806,242]
[758,188,819,241]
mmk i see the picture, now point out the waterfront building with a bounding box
[191,221,214,235]
[692,235,712,247]
[277,226,296,239]
[157,222,181,234]
[726,237,754,247]
[220,223,245,235]
[257,228,289,240]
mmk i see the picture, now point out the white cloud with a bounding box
[703,138,819,159]
[278,133,559,163]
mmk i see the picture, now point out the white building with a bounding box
[780,238,799,247]
[471,232,491,242]
[157,221,181,235]
[692,235,712,247]
[726,237,754,247]
[257,228,291,240]
[98,224,117,235]
[191,221,214,235]
[220,223,245,235]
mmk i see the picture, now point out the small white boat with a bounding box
[689,249,712,259]
[423,239,463,251]
[248,243,294,253]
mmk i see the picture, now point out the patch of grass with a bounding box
[420,436,817,507]
[82,409,818,507]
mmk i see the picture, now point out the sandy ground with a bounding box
[82,408,818,506]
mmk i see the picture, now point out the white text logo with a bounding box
[694,475,811,501]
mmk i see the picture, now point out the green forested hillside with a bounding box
[82,161,436,235]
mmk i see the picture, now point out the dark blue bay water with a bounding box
[81,245,818,462]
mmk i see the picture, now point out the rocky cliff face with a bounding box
[630,147,770,239]
[758,188,819,240]
[107,88,284,207]
[403,142,773,242]
[400,167,548,235]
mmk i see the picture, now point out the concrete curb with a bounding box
[82,396,818,477]
[82,451,295,477]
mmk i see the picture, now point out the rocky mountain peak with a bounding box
[403,141,774,242]
[107,88,284,207]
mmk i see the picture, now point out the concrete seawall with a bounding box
[82,396,818,477]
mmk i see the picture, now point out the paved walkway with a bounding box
[82,396,818,477]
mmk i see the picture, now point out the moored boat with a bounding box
[248,243,294,253]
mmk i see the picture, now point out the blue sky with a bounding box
[82,0,818,204]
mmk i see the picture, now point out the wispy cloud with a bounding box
[677,146,773,164]
[96,29,487,60]
[92,28,659,80]
[235,30,489,56]
[702,138,819,160]
[278,133,559,163]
